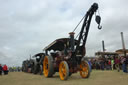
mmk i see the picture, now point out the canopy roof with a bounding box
[32,53,45,58]
[43,38,78,51]
[95,51,118,55]
[116,49,128,53]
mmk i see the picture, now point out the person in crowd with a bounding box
[100,58,105,70]
[88,59,92,72]
[27,63,31,73]
[104,58,107,70]
[9,67,13,72]
[3,64,8,75]
[13,66,17,72]
[124,56,128,73]
[115,56,120,72]
[108,59,111,70]
[121,56,127,73]
[111,58,114,70]
[95,59,100,70]
[91,59,96,69]
[0,64,3,75]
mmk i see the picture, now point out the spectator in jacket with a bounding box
[100,58,105,70]
[108,59,111,70]
[0,64,3,75]
[124,56,128,73]
[3,64,8,75]
[88,59,92,72]
[121,57,127,73]
[111,59,114,70]
[115,57,120,72]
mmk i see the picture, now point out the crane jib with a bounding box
[72,3,101,58]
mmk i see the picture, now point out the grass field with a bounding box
[0,70,128,85]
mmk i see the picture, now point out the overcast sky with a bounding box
[0,0,128,66]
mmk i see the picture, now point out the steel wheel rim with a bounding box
[59,62,66,80]
[43,56,49,77]
[80,61,89,78]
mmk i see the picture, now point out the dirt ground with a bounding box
[0,70,128,85]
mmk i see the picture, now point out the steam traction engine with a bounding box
[43,3,102,80]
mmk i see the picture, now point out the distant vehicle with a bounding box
[31,53,45,75]
[22,53,45,75]
[22,59,34,73]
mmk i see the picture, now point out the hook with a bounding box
[98,24,102,30]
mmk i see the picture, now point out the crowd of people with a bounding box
[89,56,128,73]
[0,64,8,75]
[8,67,22,72]
[1,56,128,76]
[0,64,22,75]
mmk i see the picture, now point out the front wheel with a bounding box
[59,61,69,80]
[43,56,54,77]
[79,60,90,78]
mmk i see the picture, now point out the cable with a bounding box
[72,14,86,32]
[75,32,80,39]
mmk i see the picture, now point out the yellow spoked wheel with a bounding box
[59,61,69,80]
[43,56,54,77]
[79,60,90,78]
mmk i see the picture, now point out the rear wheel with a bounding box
[79,60,90,78]
[59,61,69,80]
[43,56,54,77]
[33,64,39,74]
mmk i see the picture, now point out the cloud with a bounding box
[0,0,128,66]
